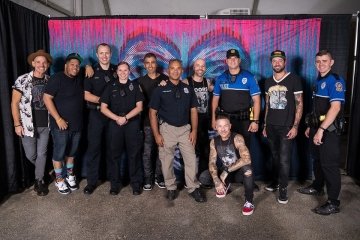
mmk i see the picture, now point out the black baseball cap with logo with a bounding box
[65,52,83,63]
[226,49,240,58]
[270,50,286,60]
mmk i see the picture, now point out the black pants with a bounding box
[309,128,341,203]
[199,164,254,202]
[228,117,250,148]
[108,119,143,190]
[266,125,293,188]
[196,113,210,174]
[85,110,109,186]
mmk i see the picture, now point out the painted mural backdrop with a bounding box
[48,18,321,179]
[48,18,320,84]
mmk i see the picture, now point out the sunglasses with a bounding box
[175,88,181,99]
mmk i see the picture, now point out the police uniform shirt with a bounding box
[314,72,345,115]
[149,80,198,127]
[44,72,84,131]
[138,73,168,126]
[265,73,303,127]
[84,63,117,108]
[100,79,144,117]
[213,70,260,113]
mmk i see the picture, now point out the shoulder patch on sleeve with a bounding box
[335,82,343,92]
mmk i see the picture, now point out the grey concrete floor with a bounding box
[0,175,359,240]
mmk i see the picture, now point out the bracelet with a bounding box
[319,126,326,131]
[124,115,128,121]
[293,124,298,129]
[14,125,21,127]
[251,120,259,124]
[56,117,62,123]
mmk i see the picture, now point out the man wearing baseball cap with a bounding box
[43,52,84,194]
[11,49,52,196]
[263,50,303,204]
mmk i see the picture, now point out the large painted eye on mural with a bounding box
[48,18,320,85]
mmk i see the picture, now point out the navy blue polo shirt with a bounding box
[314,72,345,115]
[149,80,198,127]
[213,69,260,112]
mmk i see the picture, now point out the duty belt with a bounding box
[216,108,250,120]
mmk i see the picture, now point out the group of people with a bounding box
[11,44,345,216]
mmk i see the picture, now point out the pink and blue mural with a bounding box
[48,18,320,84]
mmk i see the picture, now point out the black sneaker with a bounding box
[265,183,279,192]
[297,185,324,196]
[189,188,206,203]
[278,187,288,204]
[155,179,166,189]
[313,200,340,215]
[166,190,178,201]
[36,179,49,196]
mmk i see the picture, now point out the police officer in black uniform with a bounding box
[83,43,117,194]
[298,50,346,215]
[100,61,144,196]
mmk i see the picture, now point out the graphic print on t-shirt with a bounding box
[219,146,237,167]
[268,85,288,110]
[32,77,47,110]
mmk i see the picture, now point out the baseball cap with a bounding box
[270,50,286,60]
[226,49,240,58]
[65,53,83,63]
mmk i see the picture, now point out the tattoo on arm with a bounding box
[229,134,251,172]
[293,93,303,127]
[208,140,220,183]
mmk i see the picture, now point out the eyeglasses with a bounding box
[120,87,126,97]
[104,75,110,83]
[230,74,237,83]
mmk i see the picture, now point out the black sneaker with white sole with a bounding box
[265,183,279,192]
[278,187,288,204]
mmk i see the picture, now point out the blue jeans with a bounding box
[51,129,81,161]
[22,127,50,180]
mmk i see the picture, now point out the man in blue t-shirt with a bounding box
[298,50,346,215]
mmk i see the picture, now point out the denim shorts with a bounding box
[51,129,81,161]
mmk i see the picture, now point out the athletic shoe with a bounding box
[66,175,78,191]
[278,187,288,204]
[242,201,254,216]
[55,180,70,195]
[297,185,324,196]
[265,183,279,192]
[143,183,153,191]
[313,200,340,215]
[155,179,166,189]
[216,183,231,198]
[36,179,49,196]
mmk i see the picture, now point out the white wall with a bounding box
[10,0,360,17]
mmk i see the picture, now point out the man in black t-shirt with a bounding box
[43,53,84,195]
[262,50,303,204]
[185,58,214,178]
[137,53,168,191]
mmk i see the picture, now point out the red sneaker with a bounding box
[242,201,254,216]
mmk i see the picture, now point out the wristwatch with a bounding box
[251,120,259,124]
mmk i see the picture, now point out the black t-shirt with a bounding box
[149,80,198,127]
[188,76,210,115]
[84,63,117,109]
[214,132,240,167]
[100,79,144,116]
[137,73,168,126]
[31,76,48,127]
[265,73,303,126]
[45,72,84,131]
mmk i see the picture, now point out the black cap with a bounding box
[65,53,83,63]
[226,49,240,58]
[270,50,286,60]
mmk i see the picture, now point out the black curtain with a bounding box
[347,13,360,180]
[0,0,49,198]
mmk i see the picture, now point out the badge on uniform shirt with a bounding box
[321,82,326,89]
[335,82,343,92]
[184,87,189,94]
[129,83,134,91]
[242,78,247,84]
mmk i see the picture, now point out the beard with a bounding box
[273,66,285,73]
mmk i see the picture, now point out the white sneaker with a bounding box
[55,180,70,195]
[242,201,254,216]
[66,175,78,191]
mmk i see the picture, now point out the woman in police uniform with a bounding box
[100,61,144,195]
